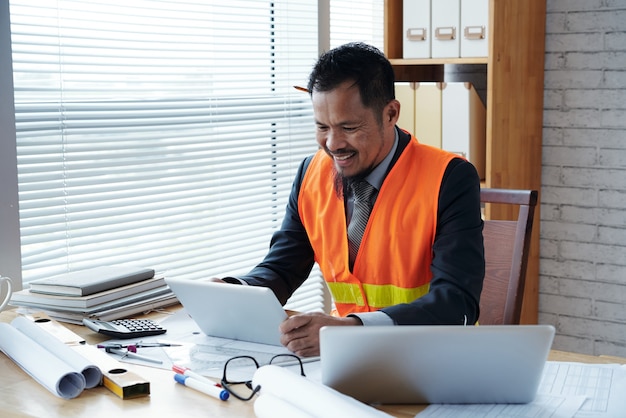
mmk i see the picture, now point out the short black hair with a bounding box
[307,42,396,121]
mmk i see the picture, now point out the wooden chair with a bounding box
[479,188,538,325]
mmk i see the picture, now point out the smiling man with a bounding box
[215,42,485,357]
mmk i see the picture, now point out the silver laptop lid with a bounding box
[320,324,555,404]
[165,277,288,346]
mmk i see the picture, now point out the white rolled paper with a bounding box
[254,393,315,418]
[11,316,102,388]
[0,323,86,399]
[252,365,393,418]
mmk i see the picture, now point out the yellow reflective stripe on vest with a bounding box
[327,282,366,306]
[327,281,430,308]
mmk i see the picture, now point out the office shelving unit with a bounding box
[384,0,546,323]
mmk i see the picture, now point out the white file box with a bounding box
[403,0,431,58]
[431,0,460,58]
[441,82,486,179]
[461,0,489,57]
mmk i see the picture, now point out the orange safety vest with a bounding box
[298,134,456,316]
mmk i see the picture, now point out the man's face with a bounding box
[312,81,398,180]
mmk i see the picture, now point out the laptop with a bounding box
[320,324,555,404]
[165,277,288,346]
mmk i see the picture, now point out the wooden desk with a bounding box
[1,308,625,418]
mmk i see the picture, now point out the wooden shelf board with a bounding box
[389,57,489,65]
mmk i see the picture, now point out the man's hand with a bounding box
[279,312,362,357]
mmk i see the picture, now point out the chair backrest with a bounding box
[479,188,538,325]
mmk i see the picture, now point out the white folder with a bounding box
[441,82,486,179]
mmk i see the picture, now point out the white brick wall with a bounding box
[540,0,626,357]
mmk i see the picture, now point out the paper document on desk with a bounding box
[102,309,308,378]
[158,309,301,378]
[417,361,626,418]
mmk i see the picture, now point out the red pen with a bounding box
[174,374,229,401]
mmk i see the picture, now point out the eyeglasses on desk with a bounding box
[220,354,305,401]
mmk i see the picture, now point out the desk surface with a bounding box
[1,307,625,418]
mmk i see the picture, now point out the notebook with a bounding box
[165,277,287,346]
[320,324,555,404]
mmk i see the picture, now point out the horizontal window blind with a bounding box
[9,0,328,311]
[330,0,384,49]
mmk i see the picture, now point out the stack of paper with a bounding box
[9,266,178,324]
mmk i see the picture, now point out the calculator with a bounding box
[82,318,167,339]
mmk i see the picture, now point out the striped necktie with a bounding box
[347,180,376,268]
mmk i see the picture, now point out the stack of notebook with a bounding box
[9,266,178,324]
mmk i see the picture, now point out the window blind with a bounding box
[9,0,325,309]
[7,0,383,314]
[330,0,384,49]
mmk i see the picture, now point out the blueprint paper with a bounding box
[417,361,626,418]
[0,323,85,399]
[11,316,102,388]
[541,362,626,417]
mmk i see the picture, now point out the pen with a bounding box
[105,347,163,364]
[174,374,229,401]
[172,365,221,388]
[97,342,181,349]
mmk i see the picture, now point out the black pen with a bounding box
[97,342,181,349]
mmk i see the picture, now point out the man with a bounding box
[215,42,484,357]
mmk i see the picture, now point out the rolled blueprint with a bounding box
[0,323,86,399]
[254,393,315,418]
[252,365,393,418]
[11,316,102,388]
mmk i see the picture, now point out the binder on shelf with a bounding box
[396,81,484,178]
[441,82,486,180]
[395,82,442,149]
[461,0,489,58]
[395,82,416,133]
[402,0,431,59]
[414,82,443,149]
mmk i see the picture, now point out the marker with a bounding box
[174,374,229,401]
[172,365,221,388]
